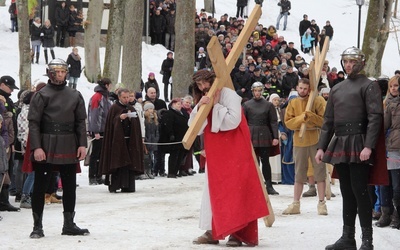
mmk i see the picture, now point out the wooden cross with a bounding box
[182,4,275,227]
[299,37,330,138]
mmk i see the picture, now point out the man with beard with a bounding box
[316,47,384,250]
[191,70,269,247]
[87,78,113,185]
[283,78,327,216]
[28,59,89,238]
[99,89,144,193]
[243,82,279,195]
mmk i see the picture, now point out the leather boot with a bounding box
[62,212,90,236]
[392,199,400,229]
[325,225,356,250]
[30,212,45,238]
[359,227,373,250]
[375,206,391,227]
[266,180,279,195]
[35,53,39,64]
[44,50,48,64]
[50,49,55,60]
[0,185,21,212]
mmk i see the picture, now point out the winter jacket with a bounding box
[152,14,166,34]
[323,24,334,39]
[160,108,188,152]
[144,118,159,152]
[17,104,29,149]
[41,25,55,48]
[233,71,252,99]
[30,23,42,41]
[237,0,248,7]
[144,79,160,98]
[281,72,299,98]
[88,85,113,134]
[301,33,315,49]
[385,96,400,151]
[161,57,174,84]
[165,12,175,34]
[278,0,291,13]
[66,53,82,78]
[68,10,81,33]
[55,6,70,27]
[299,19,311,37]
[0,136,7,173]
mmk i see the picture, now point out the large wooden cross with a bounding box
[182,4,275,227]
[299,37,330,138]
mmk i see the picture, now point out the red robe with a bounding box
[204,112,269,245]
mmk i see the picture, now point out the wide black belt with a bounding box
[335,121,367,136]
[41,122,75,135]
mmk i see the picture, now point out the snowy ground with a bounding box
[1,0,400,249]
[1,166,400,250]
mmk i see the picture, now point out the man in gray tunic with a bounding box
[243,82,280,195]
[28,59,89,238]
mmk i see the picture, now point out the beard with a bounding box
[202,88,210,94]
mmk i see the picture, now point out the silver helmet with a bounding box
[251,81,264,90]
[340,47,365,78]
[340,46,365,62]
[47,59,68,85]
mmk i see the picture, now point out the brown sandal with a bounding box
[192,230,219,245]
[226,235,243,247]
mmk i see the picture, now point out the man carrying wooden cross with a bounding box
[190,70,269,247]
[283,78,327,215]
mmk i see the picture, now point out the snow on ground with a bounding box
[1,0,400,249]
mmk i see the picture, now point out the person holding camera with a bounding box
[276,0,291,31]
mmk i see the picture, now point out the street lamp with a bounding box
[356,0,365,48]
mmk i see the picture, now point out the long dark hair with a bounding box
[191,70,216,104]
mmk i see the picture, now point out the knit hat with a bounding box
[269,93,280,102]
[148,72,155,77]
[143,102,155,111]
[135,92,143,99]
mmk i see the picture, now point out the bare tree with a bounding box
[17,0,32,90]
[363,0,394,77]
[172,0,196,98]
[103,0,125,86]
[120,0,143,90]
[84,0,104,83]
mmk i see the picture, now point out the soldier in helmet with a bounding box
[243,82,280,195]
[315,47,384,250]
[27,58,89,238]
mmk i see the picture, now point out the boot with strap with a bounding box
[325,225,357,250]
[61,211,90,236]
[359,227,373,250]
[30,212,45,238]
[375,206,391,227]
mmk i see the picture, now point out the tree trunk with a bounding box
[84,0,104,83]
[394,0,398,18]
[17,0,31,90]
[173,0,196,98]
[203,0,214,13]
[0,0,6,7]
[121,0,143,90]
[103,0,125,86]
[362,0,394,78]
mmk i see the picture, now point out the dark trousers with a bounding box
[236,7,245,18]
[255,147,271,183]
[89,138,103,179]
[335,163,371,228]
[56,25,68,47]
[391,169,400,202]
[32,163,76,215]
[155,150,166,175]
[168,149,186,175]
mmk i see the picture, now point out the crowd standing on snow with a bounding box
[1,1,399,249]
